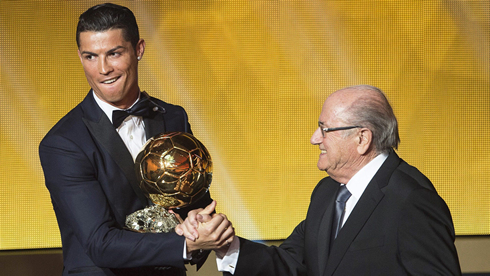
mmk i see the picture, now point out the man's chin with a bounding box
[93,91,127,106]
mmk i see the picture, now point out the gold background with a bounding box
[0,0,488,250]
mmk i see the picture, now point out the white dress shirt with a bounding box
[216,152,389,274]
[92,92,147,160]
[92,91,191,259]
[341,152,388,226]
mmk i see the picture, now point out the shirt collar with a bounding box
[92,90,141,123]
[345,152,389,199]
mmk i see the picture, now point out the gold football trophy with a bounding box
[125,132,212,233]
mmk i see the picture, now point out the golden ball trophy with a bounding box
[125,132,212,233]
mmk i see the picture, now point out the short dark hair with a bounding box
[76,3,139,50]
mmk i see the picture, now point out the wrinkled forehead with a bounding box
[319,92,352,124]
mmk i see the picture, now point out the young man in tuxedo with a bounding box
[39,3,233,275]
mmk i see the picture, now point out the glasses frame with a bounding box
[318,122,363,138]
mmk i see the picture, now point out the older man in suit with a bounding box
[180,85,461,275]
[39,3,233,276]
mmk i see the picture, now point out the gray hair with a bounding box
[339,85,400,153]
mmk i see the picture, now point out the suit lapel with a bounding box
[80,92,148,206]
[141,92,168,139]
[144,111,166,139]
[323,151,401,276]
[313,178,340,275]
[323,179,384,275]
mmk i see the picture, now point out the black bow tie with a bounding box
[112,95,152,128]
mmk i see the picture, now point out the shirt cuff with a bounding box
[183,240,192,260]
[216,236,240,274]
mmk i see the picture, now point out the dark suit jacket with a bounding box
[234,151,461,276]
[39,91,212,276]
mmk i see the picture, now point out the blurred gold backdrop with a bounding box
[0,0,488,250]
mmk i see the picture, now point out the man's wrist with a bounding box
[215,244,230,259]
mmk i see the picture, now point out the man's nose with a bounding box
[311,128,323,145]
[98,57,113,75]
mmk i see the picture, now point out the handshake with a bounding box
[173,201,235,258]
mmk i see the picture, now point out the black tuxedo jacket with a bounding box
[234,151,461,276]
[39,91,212,275]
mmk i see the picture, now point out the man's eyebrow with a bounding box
[80,46,125,56]
[106,46,125,53]
[80,50,97,56]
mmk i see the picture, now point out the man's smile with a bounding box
[101,76,120,84]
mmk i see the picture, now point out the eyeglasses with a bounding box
[318,122,362,138]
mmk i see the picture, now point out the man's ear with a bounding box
[135,39,146,60]
[357,128,372,155]
[77,49,83,63]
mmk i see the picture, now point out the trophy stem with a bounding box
[126,205,180,233]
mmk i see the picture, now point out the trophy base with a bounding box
[125,205,180,233]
